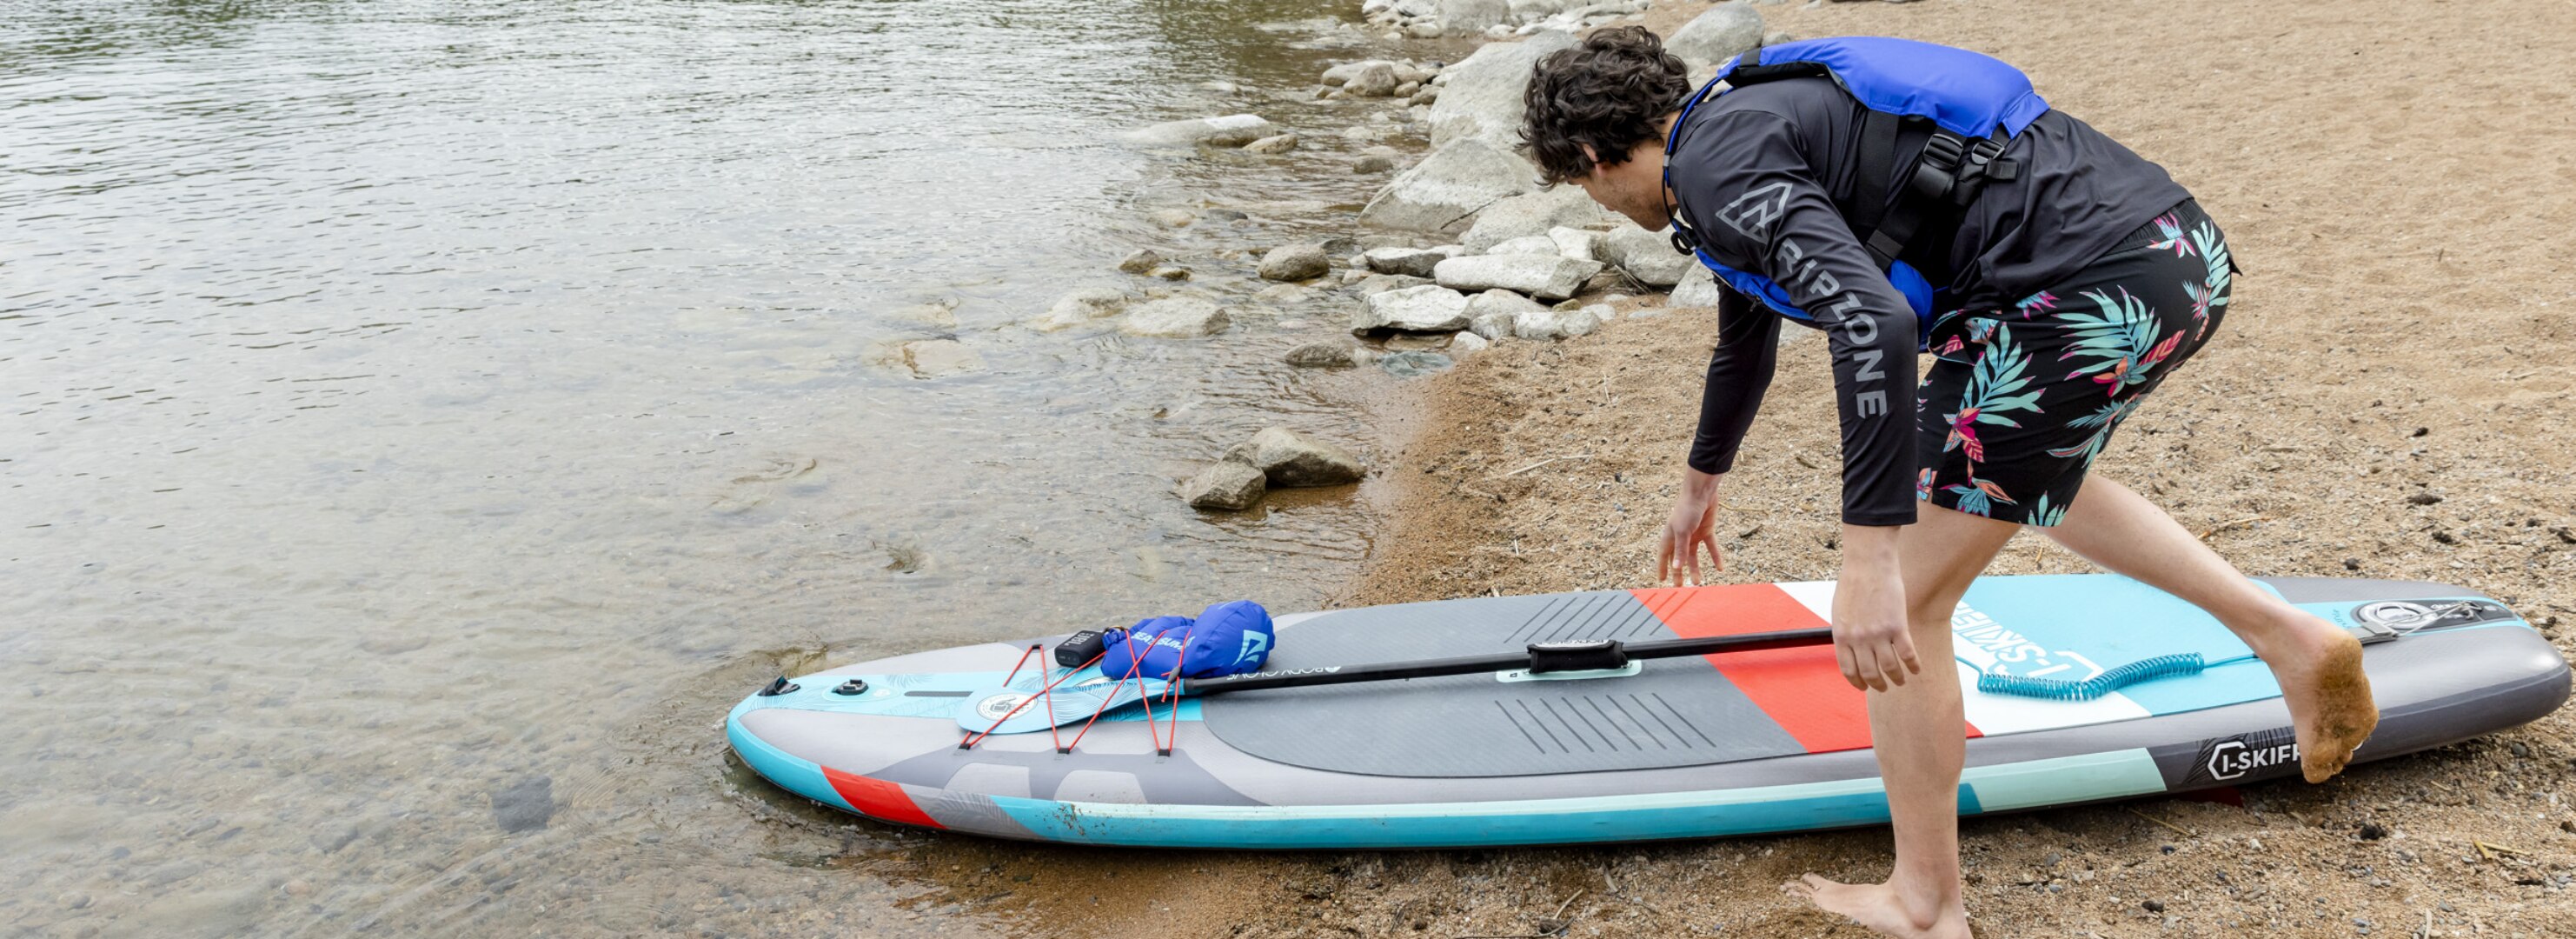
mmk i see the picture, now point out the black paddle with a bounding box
[1186,628,1835,694]
[957,629,1836,736]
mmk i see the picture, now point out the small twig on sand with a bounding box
[2125,807,2198,838]
[2473,840,2524,861]
[2414,909,2433,939]
[1502,454,1592,478]
[1551,889,1585,920]
[1601,869,1619,894]
[2196,516,2268,541]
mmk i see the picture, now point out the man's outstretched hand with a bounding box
[1658,467,1725,586]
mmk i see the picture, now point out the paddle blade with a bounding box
[955,669,1178,735]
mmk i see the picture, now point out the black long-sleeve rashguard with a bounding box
[1670,77,2187,528]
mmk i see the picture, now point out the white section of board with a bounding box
[1763,579,2153,735]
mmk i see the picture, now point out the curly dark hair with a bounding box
[1520,27,1694,184]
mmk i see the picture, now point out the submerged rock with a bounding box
[1032,288,1128,332]
[900,339,986,378]
[1433,254,1603,302]
[1358,136,1537,232]
[493,776,554,834]
[1352,283,1473,336]
[1243,133,1301,154]
[1258,243,1332,282]
[1180,461,1267,510]
[1285,341,1365,368]
[1223,426,1368,487]
[1117,248,1166,274]
[1378,350,1456,378]
[1120,297,1232,337]
[1344,62,1403,97]
[1119,113,1275,147]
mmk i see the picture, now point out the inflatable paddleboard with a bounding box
[726,575,2568,848]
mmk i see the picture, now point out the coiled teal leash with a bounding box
[1962,653,2261,701]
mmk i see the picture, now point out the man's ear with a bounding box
[1578,143,1599,167]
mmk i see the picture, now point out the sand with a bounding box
[910,2,2576,936]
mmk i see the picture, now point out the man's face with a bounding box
[1571,156,1671,231]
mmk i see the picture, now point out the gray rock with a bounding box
[1458,185,1621,250]
[1180,461,1267,510]
[1451,330,1490,355]
[1547,226,1602,262]
[1033,287,1129,331]
[1258,243,1332,282]
[1666,4,1765,70]
[1353,273,1434,296]
[1378,350,1456,378]
[1439,0,1510,35]
[900,339,986,378]
[1509,0,1583,19]
[1150,264,1191,281]
[1364,245,1463,277]
[1358,136,1537,232]
[1254,283,1313,303]
[493,776,554,834]
[1121,297,1232,337]
[1225,427,1367,487]
[1670,263,1726,307]
[1468,288,1546,322]
[1321,59,1397,86]
[1485,234,1562,256]
[1763,30,1793,46]
[1578,302,1617,323]
[1118,248,1166,274]
[1428,30,1579,147]
[1600,224,1692,286]
[1432,254,1604,302]
[1512,306,1599,340]
[1353,283,1473,336]
[1353,150,1399,174]
[1243,133,1300,154]
[1468,310,1516,339]
[1285,342,1363,368]
[1346,62,1402,97]
[1119,113,1275,147]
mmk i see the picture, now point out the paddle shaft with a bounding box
[1181,627,1834,696]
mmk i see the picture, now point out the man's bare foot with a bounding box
[1782,874,1970,939]
[2263,613,2380,782]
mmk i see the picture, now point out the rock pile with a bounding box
[1181,427,1371,510]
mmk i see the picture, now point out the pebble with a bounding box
[1152,265,1191,281]
[1150,209,1197,228]
[1117,248,1165,274]
[1258,243,1332,282]
[1243,133,1300,154]
[1285,342,1362,368]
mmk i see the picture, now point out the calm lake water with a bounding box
[1,1,1449,934]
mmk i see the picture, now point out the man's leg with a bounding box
[2035,476,2378,782]
[1787,503,2019,939]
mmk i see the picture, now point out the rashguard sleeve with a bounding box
[1688,285,1780,475]
[1674,110,1920,527]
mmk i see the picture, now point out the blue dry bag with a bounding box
[1101,600,1275,680]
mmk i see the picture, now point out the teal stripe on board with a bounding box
[725,708,855,814]
[986,750,2157,848]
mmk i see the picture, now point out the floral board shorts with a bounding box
[1914,200,2234,526]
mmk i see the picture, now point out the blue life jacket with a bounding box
[1663,37,2049,342]
[1102,600,1275,680]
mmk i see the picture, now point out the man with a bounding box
[1520,28,2380,938]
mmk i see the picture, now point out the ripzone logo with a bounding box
[1950,604,2103,683]
[1714,179,1891,419]
[1205,664,1337,683]
[2206,738,2299,781]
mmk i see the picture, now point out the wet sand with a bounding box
[962,1,2576,936]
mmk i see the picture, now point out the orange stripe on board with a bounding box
[823,767,944,829]
[1630,584,1980,753]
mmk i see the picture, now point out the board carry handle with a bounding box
[1182,628,1834,696]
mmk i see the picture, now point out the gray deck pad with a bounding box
[1201,591,1809,777]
